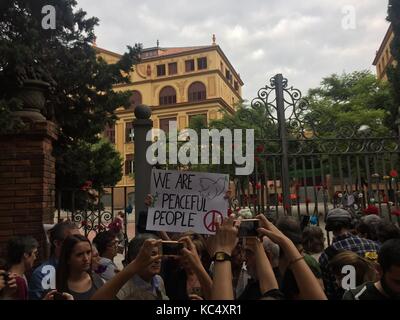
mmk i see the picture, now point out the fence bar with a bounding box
[302,157,309,215]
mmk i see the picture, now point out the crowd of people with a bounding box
[1,198,400,300]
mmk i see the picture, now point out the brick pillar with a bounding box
[0,121,58,261]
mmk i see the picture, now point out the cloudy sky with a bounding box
[77,0,389,101]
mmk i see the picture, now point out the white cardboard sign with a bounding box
[146,169,229,235]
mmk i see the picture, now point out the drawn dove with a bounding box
[199,177,227,200]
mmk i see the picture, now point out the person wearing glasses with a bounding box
[3,236,39,300]
[93,230,120,281]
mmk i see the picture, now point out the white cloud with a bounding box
[250,49,265,61]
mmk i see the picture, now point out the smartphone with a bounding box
[160,241,184,256]
[53,292,66,300]
[2,271,10,284]
[300,215,310,231]
[238,219,259,238]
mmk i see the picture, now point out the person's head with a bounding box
[6,236,39,271]
[177,232,210,271]
[93,230,118,260]
[48,221,80,259]
[243,238,258,279]
[91,244,101,273]
[376,221,400,244]
[231,242,245,270]
[325,208,352,236]
[377,239,400,298]
[276,216,302,250]
[356,215,382,241]
[56,234,92,293]
[328,251,378,289]
[126,233,160,281]
[302,226,325,254]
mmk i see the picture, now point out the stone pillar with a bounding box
[0,121,58,260]
[133,105,153,234]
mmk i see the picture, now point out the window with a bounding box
[185,59,195,72]
[125,154,134,175]
[157,64,166,76]
[159,117,177,134]
[225,69,231,81]
[129,91,142,109]
[125,122,134,142]
[234,81,239,91]
[188,82,206,102]
[159,86,177,105]
[189,114,207,129]
[104,124,115,144]
[197,57,207,70]
[168,62,177,75]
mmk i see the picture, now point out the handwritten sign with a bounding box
[146,169,229,235]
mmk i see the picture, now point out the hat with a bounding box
[325,208,352,231]
[361,214,382,225]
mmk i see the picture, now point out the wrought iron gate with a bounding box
[233,74,400,225]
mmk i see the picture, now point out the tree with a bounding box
[306,71,392,138]
[0,0,141,192]
[387,0,400,133]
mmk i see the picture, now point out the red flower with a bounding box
[255,156,261,163]
[256,145,264,153]
[227,208,233,216]
[363,205,379,215]
[81,220,87,227]
[256,183,261,190]
[278,194,283,203]
[290,194,297,200]
[390,169,398,178]
[81,180,93,191]
[391,209,400,217]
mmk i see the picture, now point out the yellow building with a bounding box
[373,24,395,81]
[95,38,243,207]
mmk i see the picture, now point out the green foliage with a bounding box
[306,71,392,137]
[387,0,400,132]
[0,0,141,190]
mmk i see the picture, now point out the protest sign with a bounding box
[146,169,229,235]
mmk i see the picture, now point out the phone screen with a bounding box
[161,241,184,256]
[238,219,259,237]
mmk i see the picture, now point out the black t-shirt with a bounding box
[343,282,387,300]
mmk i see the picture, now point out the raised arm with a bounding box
[91,239,161,300]
[179,236,213,300]
[210,215,238,300]
[256,214,327,300]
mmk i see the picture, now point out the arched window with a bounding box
[129,91,142,109]
[159,86,177,105]
[188,82,206,102]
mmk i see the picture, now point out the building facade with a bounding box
[96,40,243,208]
[373,24,395,81]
